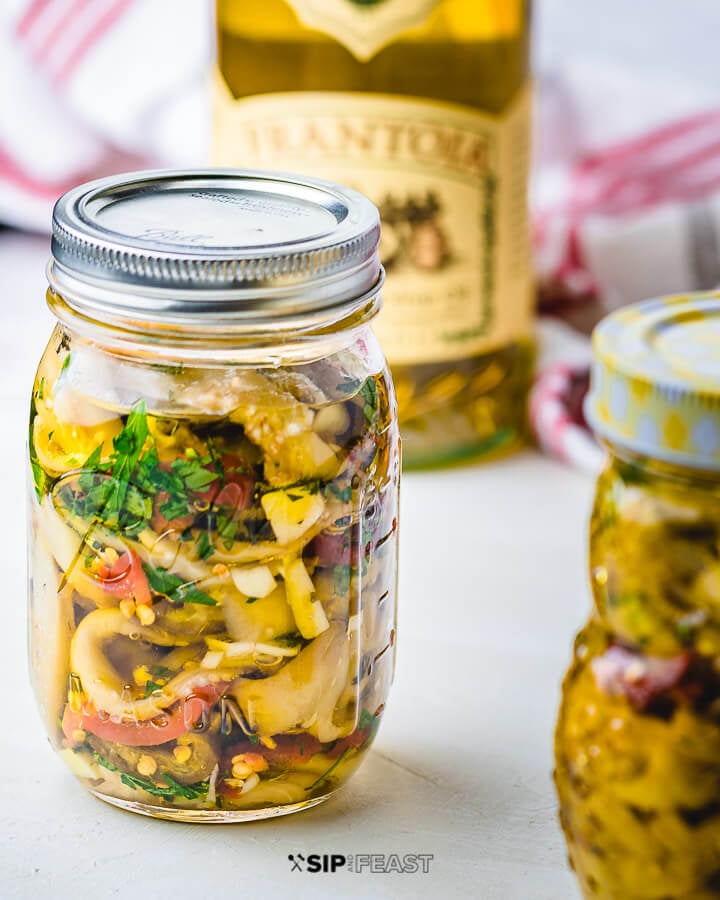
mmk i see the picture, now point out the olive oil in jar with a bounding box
[214,0,534,468]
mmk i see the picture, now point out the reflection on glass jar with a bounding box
[555,294,720,897]
[28,170,400,822]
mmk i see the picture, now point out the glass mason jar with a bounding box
[214,0,535,469]
[555,295,720,898]
[28,170,400,823]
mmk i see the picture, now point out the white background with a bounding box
[537,0,720,89]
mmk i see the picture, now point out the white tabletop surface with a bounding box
[0,229,592,899]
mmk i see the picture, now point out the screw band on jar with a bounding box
[585,293,720,471]
[49,168,384,337]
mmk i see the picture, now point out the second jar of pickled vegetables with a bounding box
[555,294,720,898]
[214,0,535,468]
[28,169,400,822]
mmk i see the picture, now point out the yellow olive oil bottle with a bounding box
[215,0,533,468]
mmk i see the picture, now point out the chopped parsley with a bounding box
[272,634,303,649]
[195,530,214,561]
[149,665,172,679]
[29,398,49,501]
[359,378,378,424]
[53,401,228,536]
[305,748,351,793]
[216,512,238,546]
[617,460,651,485]
[359,708,382,747]
[333,564,351,595]
[336,377,361,395]
[142,563,217,606]
[30,458,47,502]
[119,771,208,802]
[171,455,220,492]
[143,680,165,697]
[255,478,321,499]
[334,376,378,423]
[89,749,119,772]
[56,401,150,534]
[159,774,209,800]
[677,622,694,645]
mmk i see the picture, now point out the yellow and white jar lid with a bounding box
[585,293,720,470]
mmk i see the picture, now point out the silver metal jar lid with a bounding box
[49,169,383,329]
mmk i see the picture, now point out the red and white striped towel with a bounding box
[535,108,720,305]
[531,63,720,473]
[0,0,209,231]
[534,62,720,310]
[15,0,138,88]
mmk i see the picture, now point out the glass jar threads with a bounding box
[555,294,720,897]
[28,170,400,822]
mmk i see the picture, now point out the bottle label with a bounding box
[283,0,441,61]
[214,81,533,365]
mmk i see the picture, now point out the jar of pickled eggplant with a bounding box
[28,170,400,822]
[555,294,720,898]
